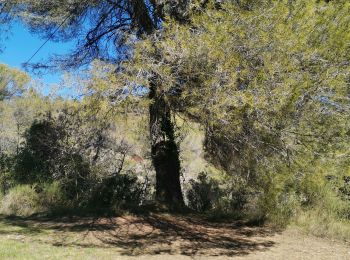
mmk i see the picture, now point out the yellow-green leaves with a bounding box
[126,0,350,184]
[0,64,30,101]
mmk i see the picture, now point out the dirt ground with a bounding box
[1,213,349,259]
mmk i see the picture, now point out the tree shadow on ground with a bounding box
[0,213,279,257]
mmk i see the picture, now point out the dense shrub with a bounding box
[0,183,71,216]
[14,115,91,190]
[0,185,41,216]
[87,172,145,210]
[0,153,15,194]
[338,175,350,202]
[14,118,59,183]
[7,110,148,212]
[0,173,146,216]
[186,172,221,212]
[36,182,69,212]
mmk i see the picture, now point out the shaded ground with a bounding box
[0,213,349,259]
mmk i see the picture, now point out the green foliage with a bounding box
[14,116,63,183]
[115,0,350,223]
[36,182,69,212]
[186,172,221,212]
[0,153,14,194]
[339,176,350,201]
[292,183,350,240]
[13,112,92,200]
[0,64,29,101]
[6,100,149,212]
[88,172,145,210]
[0,185,40,216]
[1,90,49,150]
[0,182,70,216]
[135,0,348,172]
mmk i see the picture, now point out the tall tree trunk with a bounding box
[149,85,184,209]
[131,0,185,209]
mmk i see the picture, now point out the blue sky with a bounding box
[0,21,75,88]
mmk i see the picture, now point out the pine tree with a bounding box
[2,0,193,208]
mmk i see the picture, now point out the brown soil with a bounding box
[2,213,349,259]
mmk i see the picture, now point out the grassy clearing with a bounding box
[0,213,349,260]
[0,239,114,260]
[0,216,124,260]
[0,213,277,259]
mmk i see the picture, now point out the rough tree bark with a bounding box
[129,1,186,208]
[149,84,184,209]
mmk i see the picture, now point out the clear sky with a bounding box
[0,21,75,88]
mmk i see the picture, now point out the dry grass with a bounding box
[292,209,350,242]
[0,213,349,259]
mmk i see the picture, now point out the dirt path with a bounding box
[0,213,349,259]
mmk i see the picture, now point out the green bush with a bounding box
[37,182,70,212]
[186,172,221,212]
[0,171,11,194]
[257,189,300,226]
[88,172,144,211]
[0,153,15,194]
[0,182,70,216]
[0,185,41,216]
[0,172,146,216]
